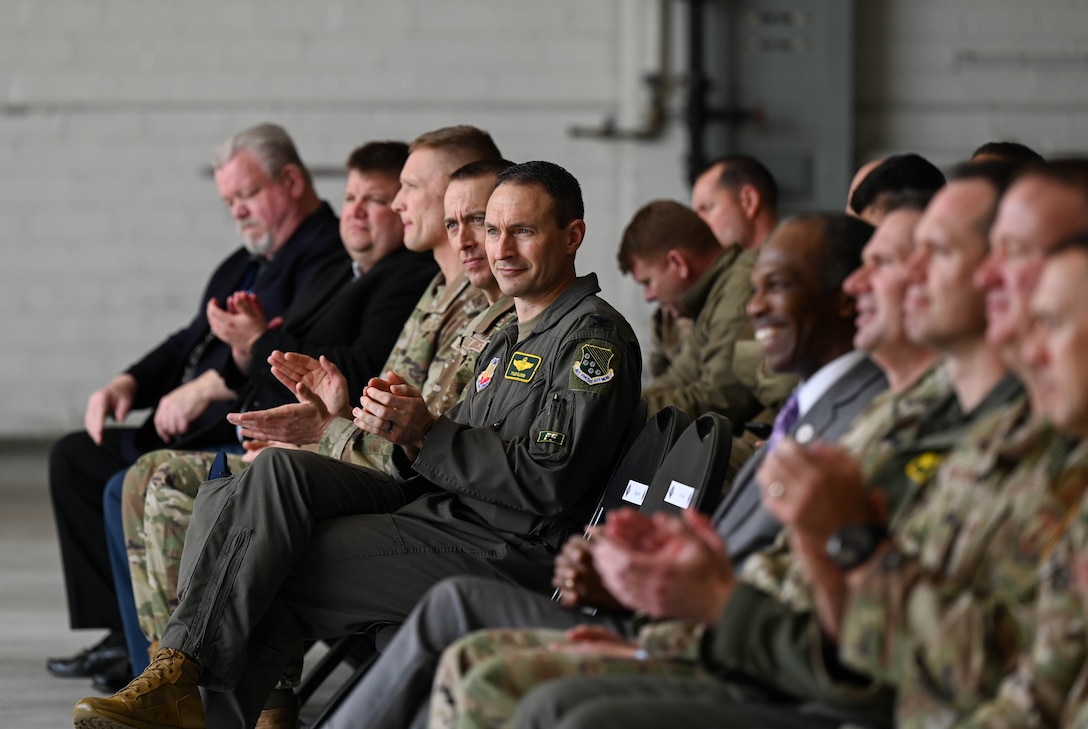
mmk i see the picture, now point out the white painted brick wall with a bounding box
[3,0,684,436]
[8,0,1088,437]
[856,0,1088,166]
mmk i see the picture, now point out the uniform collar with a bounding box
[677,244,744,318]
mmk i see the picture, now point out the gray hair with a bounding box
[213,123,312,186]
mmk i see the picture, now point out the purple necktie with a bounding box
[766,390,800,453]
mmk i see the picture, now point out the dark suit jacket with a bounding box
[233,245,439,412]
[120,202,342,458]
[712,354,888,565]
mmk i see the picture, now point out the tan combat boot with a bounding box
[72,647,204,729]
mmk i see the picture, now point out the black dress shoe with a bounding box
[90,655,134,694]
[46,630,128,678]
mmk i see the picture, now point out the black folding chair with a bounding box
[583,403,688,528]
[639,411,733,517]
[302,402,667,725]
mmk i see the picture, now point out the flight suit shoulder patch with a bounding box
[571,339,618,393]
[477,357,500,391]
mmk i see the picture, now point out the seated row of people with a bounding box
[339,153,1088,729]
[53,120,1085,729]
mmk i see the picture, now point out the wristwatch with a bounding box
[825,524,888,571]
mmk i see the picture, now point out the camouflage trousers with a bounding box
[429,628,702,729]
[121,449,248,643]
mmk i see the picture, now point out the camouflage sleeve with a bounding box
[316,416,396,472]
[953,507,1088,729]
[317,417,359,460]
[635,620,704,661]
[703,581,893,718]
[838,546,1021,714]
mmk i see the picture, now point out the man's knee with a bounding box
[513,676,591,729]
[49,431,93,493]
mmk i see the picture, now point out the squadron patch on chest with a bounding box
[504,352,542,383]
[477,357,500,392]
[905,452,945,486]
[572,342,616,387]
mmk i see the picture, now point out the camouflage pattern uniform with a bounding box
[428,363,968,729]
[648,307,692,378]
[840,396,1088,729]
[956,475,1088,728]
[122,449,246,643]
[122,275,504,644]
[642,246,797,427]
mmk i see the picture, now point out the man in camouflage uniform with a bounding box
[122,159,517,653]
[646,154,778,381]
[962,238,1088,728]
[621,200,795,449]
[423,177,1025,729]
[813,161,1088,728]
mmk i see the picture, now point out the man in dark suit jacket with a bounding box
[47,123,342,681]
[315,212,884,729]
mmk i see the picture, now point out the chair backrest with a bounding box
[550,404,688,604]
[639,412,733,517]
[583,404,689,529]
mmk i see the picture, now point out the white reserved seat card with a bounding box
[664,480,695,509]
[621,479,649,506]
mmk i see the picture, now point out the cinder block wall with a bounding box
[2,0,688,436]
[4,0,1088,437]
[856,0,1088,166]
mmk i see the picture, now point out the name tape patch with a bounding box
[537,430,566,446]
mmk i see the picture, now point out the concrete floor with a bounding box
[0,441,91,725]
[0,441,347,727]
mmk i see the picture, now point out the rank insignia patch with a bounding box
[504,352,542,383]
[476,357,499,392]
[572,343,615,386]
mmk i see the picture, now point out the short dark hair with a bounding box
[1020,157,1088,200]
[409,125,502,163]
[346,141,409,177]
[450,159,517,182]
[494,161,584,227]
[946,159,1027,237]
[970,140,1044,165]
[787,212,874,293]
[880,188,937,215]
[700,154,779,214]
[617,200,720,273]
[849,153,946,217]
[1047,231,1088,260]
